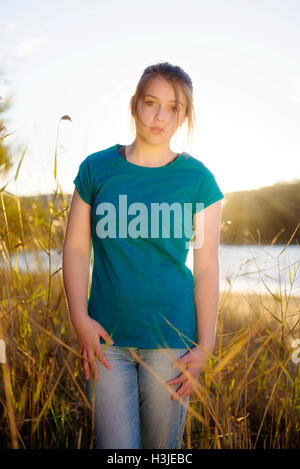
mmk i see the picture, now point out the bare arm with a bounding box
[63,188,92,324]
[63,188,114,380]
[164,201,222,398]
[193,200,222,353]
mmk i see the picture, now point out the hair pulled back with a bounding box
[129,62,196,144]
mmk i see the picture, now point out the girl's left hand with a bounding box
[165,346,210,401]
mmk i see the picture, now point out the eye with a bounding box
[145,100,177,112]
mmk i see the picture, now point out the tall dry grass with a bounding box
[0,127,299,448]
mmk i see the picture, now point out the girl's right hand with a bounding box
[72,315,114,381]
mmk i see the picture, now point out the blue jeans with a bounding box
[86,345,189,449]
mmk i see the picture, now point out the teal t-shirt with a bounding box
[73,143,224,349]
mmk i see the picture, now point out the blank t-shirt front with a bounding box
[73,143,224,349]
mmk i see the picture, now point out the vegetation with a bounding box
[0,130,299,449]
[0,72,14,175]
[221,181,300,245]
[1,180,300,254]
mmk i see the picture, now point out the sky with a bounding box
[1,0,300,198]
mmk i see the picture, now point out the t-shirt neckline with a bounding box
[114,144,186,172]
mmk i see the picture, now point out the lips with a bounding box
[150,127,164,133]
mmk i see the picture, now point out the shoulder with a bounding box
[181,152,217,180]
[181,153,224,208]
[79,144,118,170]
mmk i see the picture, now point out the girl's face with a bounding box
[134,76,187,144]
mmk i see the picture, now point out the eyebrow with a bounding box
[144,94,184,107]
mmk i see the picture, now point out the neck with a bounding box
[126,138,176,167]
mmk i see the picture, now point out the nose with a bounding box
[154,105,167,121]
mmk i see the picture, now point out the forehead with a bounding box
[143,76,186,106]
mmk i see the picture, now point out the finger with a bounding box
[80,346,86,371]
[170,384,184,401]
[180,369,201,390]
[88,350,98,381]
[93,352,99,381]
[171,384,192,401]
[96,347,112,371]
[98,327,114,346]
[173,356,190,368]
[79,345,83,370]
[82,349,90,381]
[170,366,197,384]
[172,390,190,401]
[166,374,185,385]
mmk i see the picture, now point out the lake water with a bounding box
[2,244,300,296]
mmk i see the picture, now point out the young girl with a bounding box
[62,62,224,449]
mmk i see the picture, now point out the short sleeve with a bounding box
[193,169,224,214]
[73,157,94,205]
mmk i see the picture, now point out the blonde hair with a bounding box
[129,62,196,146]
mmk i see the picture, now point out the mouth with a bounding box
[150,127,164,134]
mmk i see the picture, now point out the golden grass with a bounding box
[0,129,299,448]
[1,271,299,448]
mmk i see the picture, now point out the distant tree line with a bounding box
[1,180,299,254]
